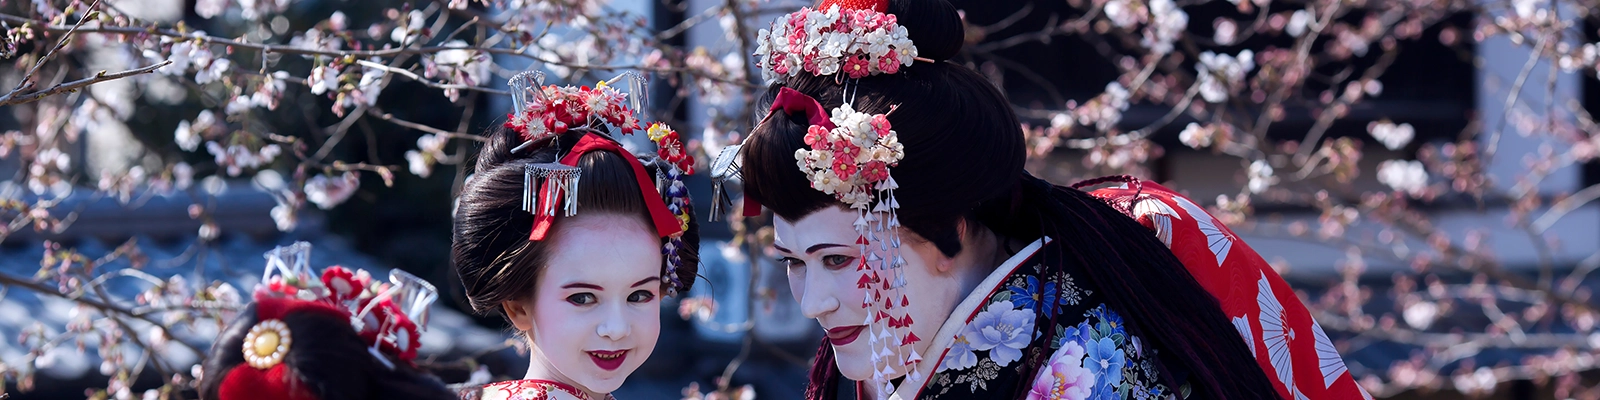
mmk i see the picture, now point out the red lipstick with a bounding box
[826,325,865,346]
[588,350,627,371]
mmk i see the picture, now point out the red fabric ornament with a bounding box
[745,87,839,217]
[528,134,684,241]
[218,363,318,400]
[900,332,920,347]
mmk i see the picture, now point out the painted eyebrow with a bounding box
[806,244,849,254]
[561,283,604,290]
[773,243,851,254]
[631,277,661,288]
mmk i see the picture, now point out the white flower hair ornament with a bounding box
[752,0,929,82]
[713,0,928,219]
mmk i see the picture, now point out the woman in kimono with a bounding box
[198,242,456,400]
[721,0,1367,398]
[450,73,701,400]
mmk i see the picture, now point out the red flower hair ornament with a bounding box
[501,70,696,293]
[215,242,438,400]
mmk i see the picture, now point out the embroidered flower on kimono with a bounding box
[1009,276,1069,315]
[1084,337,1126,396]
[939,334,980,372]
[1029,341,1093,400]
[1089,305,1127,338]
[1059,321,1094,349]
[963,300,1034,366]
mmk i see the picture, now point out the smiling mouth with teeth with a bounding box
[588,350,628,371]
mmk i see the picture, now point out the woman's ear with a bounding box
[501,299,534,332]
[929,219,966,274]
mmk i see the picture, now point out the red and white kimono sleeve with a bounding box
[1089,180,1372,400]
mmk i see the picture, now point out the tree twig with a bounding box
[354,60,510,96]
[6,0,106,97]
[0,272,205,357]
[1061,83,1200,149]
[373,110,488,142]
[0,62,170,108]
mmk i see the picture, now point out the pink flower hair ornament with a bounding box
[753,0,933,82]
[728,87,919,399]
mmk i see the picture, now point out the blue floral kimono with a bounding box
[865,238,1189,400]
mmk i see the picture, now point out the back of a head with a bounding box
[198,300,456,400]
[743,0,1027,256]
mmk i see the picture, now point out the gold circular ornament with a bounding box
[242,319,292,369]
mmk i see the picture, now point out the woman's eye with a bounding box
[822,255,855,269]
[777,257,802,270]
[566,293,597,305]
[628,290,656,303]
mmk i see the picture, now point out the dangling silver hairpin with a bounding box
[605,71,649,121]
[708,145,743,221]
[262,242,325,300]
[388,269,438,329]
[523,163,582,218]
[509,70,548,154]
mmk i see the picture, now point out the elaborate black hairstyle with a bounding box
[741,0,1280,398]
[197,300,456,400]
[451,125,701,317]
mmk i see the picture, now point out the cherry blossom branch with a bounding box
[373,109,488,142]
[1279,0,1345,160]
[1317,312,1590,349]
[5,0,105,97]
[0,271,205,357]
[0,61,171,107]
[353,60,510,96]
[1482,33,1550,166]
[1530,183,1600,233]
[1061,82,1200,149]
[657,3,726,41]
[971,11,1065,54]
[0,13,617,70]
[1291,44,1401,163]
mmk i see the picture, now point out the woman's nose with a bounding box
[596,305,631,340]
[798,268,841,319]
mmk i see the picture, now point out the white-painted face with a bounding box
[772,206,960,381]
[504,213,662,399]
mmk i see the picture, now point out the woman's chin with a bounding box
[832,343,878,381]
[574,377,625,396]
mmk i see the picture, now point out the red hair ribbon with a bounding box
[744,87,836,217]
[530,134,685,241]
[818,0,888,12]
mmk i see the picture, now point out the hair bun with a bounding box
[886,0,963,61]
